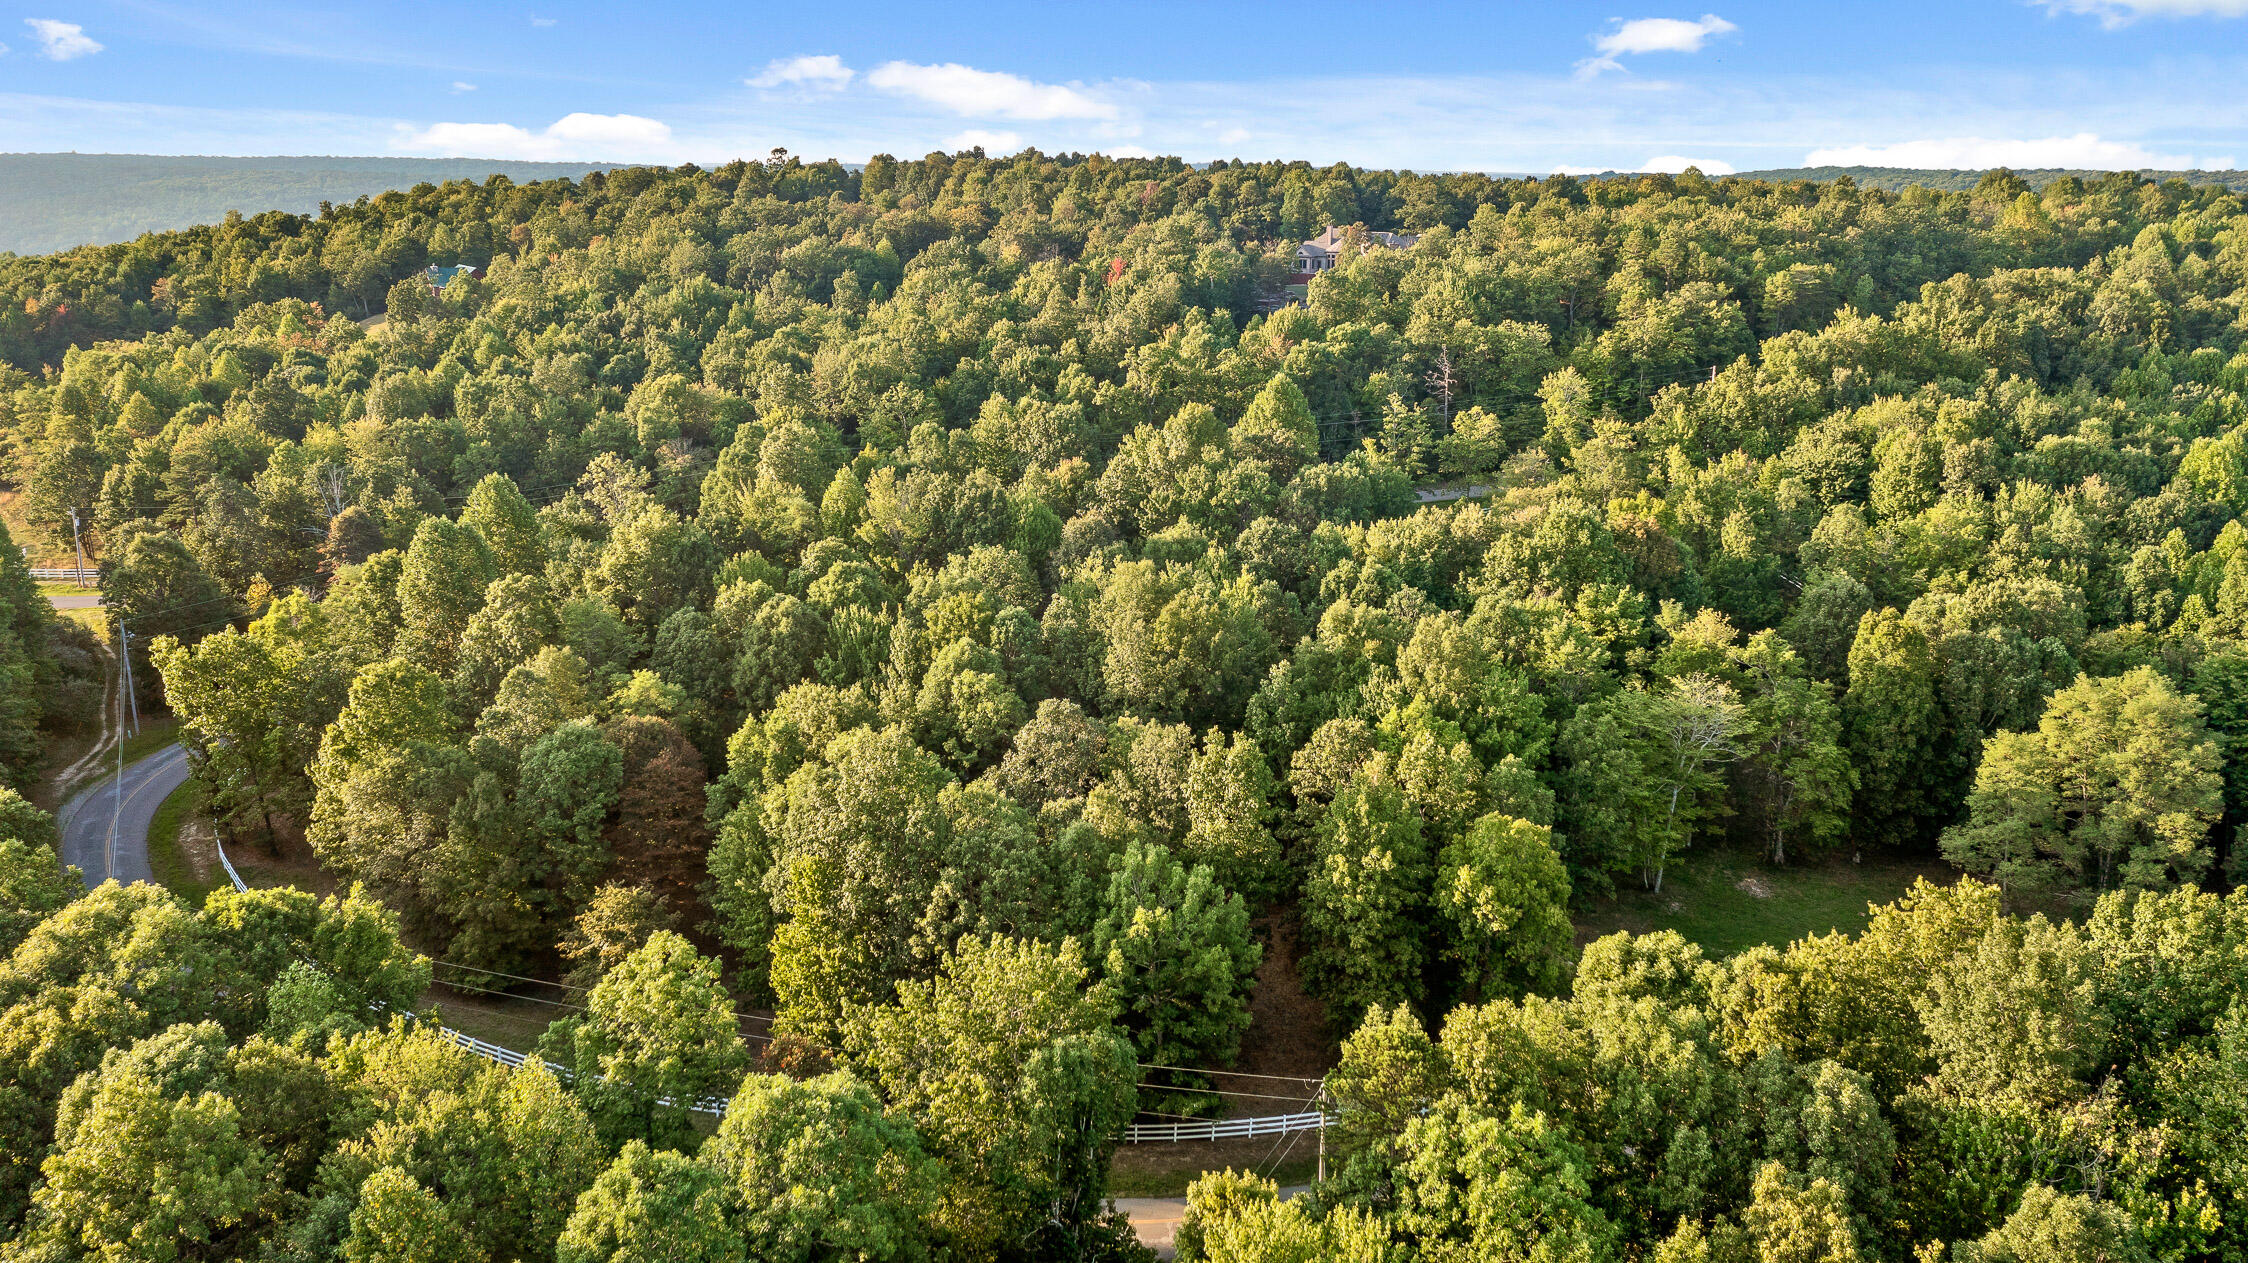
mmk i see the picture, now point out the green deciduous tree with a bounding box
[1734,632,1855,865]
[1395,1099,1618,1263]
[1916,914,2110,1108]
[345,1166,487,1263]
[0,790,73,953]
[1091,841,1262,1072]
[1434,813,1573,1003]
[460,472,547,578]
[704,1072,940,1263]
[1181,729,1283,903]
[307,658,466,936]
[452,573,561,709]
[558,882,678,991]
[393,515,496,677]
[541,930,749,1152]
[155,593,347,851]
[843,933,1137,1257]
[1560,676,1743,892]
[1741,1162,1863,1263]
[100,523,235,692]
[555,1144,742,1263]
[1302,777,1431,1025]
[0,519,69,790]
[1843,608,1943,849]
[17,1022,276,1260]
[1231,373,1321,479]
[763,725,956,1041]
[1942,668,2223,896]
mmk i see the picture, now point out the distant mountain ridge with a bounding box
[7,153,2244,258]
[1733,165,2248,193]
[0,154,623,256]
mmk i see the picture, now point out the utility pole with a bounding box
[68,507,88,587]
[118,627,139,737]
[1315,1085,1329,1184]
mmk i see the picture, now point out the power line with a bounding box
[431,965,1307,1097]
[430,973,777,1044]
[431,958,777,1023]
[1135,1082,1318,1104]
[1137,1062,1323,1084]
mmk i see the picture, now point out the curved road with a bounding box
[57,743,190,889]
[47,737,1262,1257]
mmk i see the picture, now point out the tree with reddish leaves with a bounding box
[601,715,711,918]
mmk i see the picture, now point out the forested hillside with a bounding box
[0,154,621,256]
[2,154,2247,1260]
[1736,165,2248,194]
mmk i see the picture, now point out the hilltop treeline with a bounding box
[0,153,624,257]
[1735,165,2248,195]
[0,151,2246,1258]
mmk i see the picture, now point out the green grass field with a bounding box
[1571,846,1953,959]
[145,778,221,907]
[118,717,179,767]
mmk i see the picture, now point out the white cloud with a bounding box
[1551,155,1736,176]
[943,128,1022,153]
[1217,127,1252,145]
[1578,14,1735,77]
[1803,132,2223,170]
[451,81,476,93]
[24,19,102,61]
[1639,154,1736,174]
[1106,144,1156,159]
[2037,0,2248,26]
[748,54,854,91]
[0,42,10,56]
[396,111,673,160]
[866,61,1116,120]
[529,14,556,26]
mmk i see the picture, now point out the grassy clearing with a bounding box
[1109,1152,1319,1198]
[119,717,179,767]
[424,987,563,1053]
[146,778,221,906]
[1571,845,1953,958]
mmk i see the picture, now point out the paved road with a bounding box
[1117,1184,1309,1259]
[57,743,190,888]
[1414,483,1492,504]
[46,592,101,610]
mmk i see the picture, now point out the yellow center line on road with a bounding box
[104,745,185,882]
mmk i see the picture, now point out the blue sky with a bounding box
[0,0,2244,172]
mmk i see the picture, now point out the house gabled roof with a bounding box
[1301,226,1420,255]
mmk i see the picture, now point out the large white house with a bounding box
[1293,225,1420,275]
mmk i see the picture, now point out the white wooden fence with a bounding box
[1121,1110,1328,1144]
[212,829,1316,1136]
[31,567,96,582]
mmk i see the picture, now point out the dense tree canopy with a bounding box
[4,153,2248,1259]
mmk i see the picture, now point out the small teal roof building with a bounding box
[425,262,484,292]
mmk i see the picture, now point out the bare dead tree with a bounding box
[1424,346,1457,428]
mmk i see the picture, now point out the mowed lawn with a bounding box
[1570,846,1955,959]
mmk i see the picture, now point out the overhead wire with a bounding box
[434,959,1323,1102]
[429,960,778,1027]
[1134,1082,1320,1104]
[1135,1062,1323,1084]
[429,971,777,1044]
